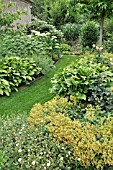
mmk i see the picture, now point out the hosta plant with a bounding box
[0,56,41,96]
[50,54,113,112]
[0,30,61,62]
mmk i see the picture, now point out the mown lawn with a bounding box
[0,55,78,117]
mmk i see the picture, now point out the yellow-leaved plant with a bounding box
[27,96,113,169]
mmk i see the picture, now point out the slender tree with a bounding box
[77,0,113,46]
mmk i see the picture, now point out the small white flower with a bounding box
[19,131,22,134]
[68,151,71,155]
[47,160,50,166]
[60,157,63,161]
[28,154,30,157]
[110,58,113,61]
[18,149,22,153]
[28,35,32,38]
[32,161,36,165]
[78,158,81,161]
[16,143,19,146]
[62,147,64,150]
[92,44,95,48]
[18,158,22,162]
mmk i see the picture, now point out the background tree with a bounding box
[77,0,113,46]
[31,0,84,29]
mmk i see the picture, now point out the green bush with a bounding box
[0,56,41,96]
[103,19,113,40]
[61,23,80,42]
[26,18,63,43]
[50,54,113,112]
[60,43,72,55]
[104,34,113,53]
[80,21,99,48]
[0,30,61,63]
[27,96,113,170]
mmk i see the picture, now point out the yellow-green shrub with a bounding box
[27,96,113,169]
[27,96,73,125]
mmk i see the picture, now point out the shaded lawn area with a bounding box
[0,55,78,116]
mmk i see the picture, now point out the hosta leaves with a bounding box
[0,56,41,96]
[0,89,3,95]
[4,89,10,96]
[1,79,9,86]
[50,54,113,105]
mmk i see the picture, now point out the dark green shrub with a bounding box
[61,23,80,42]
[104,34,113,53]
[103,19,113,40]
[0,56,41,96]
[50,54,113,113]
[80,21,99,48]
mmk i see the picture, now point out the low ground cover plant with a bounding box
[0,56,41,96]
[27,96,113,169]
[0,114,82,170]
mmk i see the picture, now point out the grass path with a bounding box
[0,55,78,116]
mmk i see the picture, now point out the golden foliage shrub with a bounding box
[27,96,113,169]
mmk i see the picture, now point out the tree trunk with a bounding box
[99,16,104,47]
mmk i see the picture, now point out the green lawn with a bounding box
[0,55,78,117]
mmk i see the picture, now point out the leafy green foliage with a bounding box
[26,18,63,42]
[27,96,113,169]
[0,0,26,29]
[77,0,113,46]
[0,56,41,96]
[0,30,61,63]
[50,54,113,112]
[80,21,99,48]
[61,23,80,42]
[104,34,113,53]
[61,43,72,55]
[0,114,81,170]
[31,0,85,29]
[0,55,77,116]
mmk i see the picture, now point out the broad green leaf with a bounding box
[0,89,3,95]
